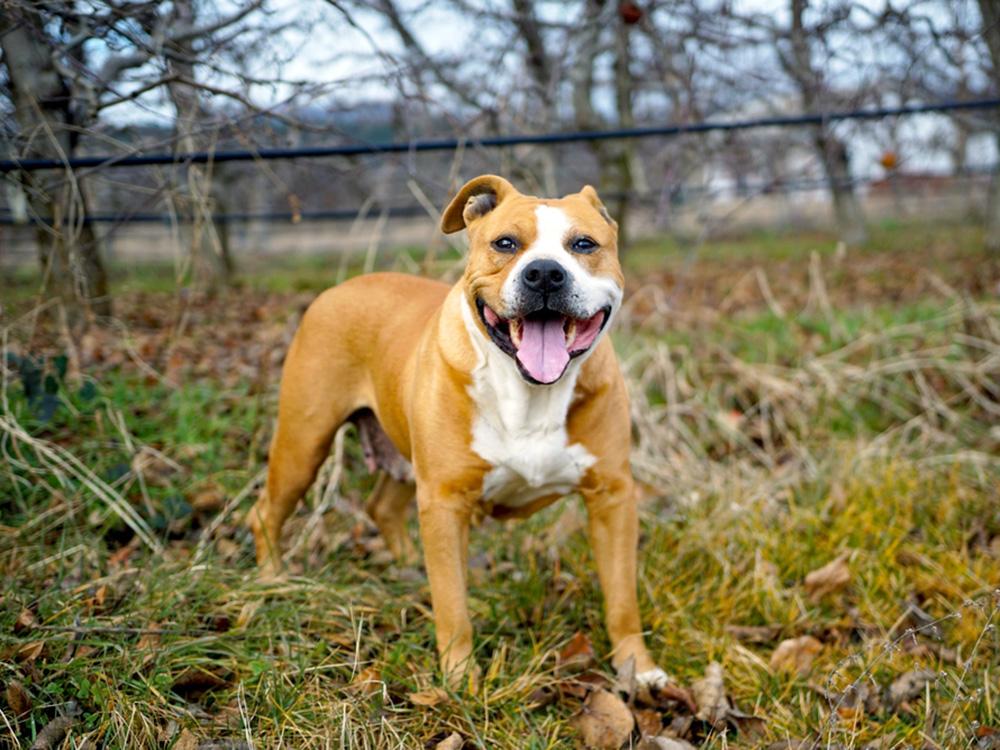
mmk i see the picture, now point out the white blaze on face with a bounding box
[501,205,623,319]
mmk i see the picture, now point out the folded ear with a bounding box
[579,184,617,229]
[441,174,518,234]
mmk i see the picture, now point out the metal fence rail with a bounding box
[2,97,998,173]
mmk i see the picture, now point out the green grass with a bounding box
[625,216,986,268]
[2,221,1000,748]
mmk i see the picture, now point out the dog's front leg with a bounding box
[584,485,668,688]
[417,500,476,687]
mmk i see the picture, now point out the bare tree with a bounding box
[0,0,308,319]
[977,0,1000,251]
[1,5,113,321]
[780,0,867,245]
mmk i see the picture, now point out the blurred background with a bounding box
[2,0,1000,310]
[2,3,1000,749]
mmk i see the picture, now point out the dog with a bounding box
[249,174,667,689]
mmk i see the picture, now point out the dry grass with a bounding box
[1,222,999,749]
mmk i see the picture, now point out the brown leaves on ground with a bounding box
[770,636,823,676]
[725,624,781,644]
[638,738,698,750]
[408,687,450,707]
[349,666,383,698]
[690,662,729,727]
[573,688,635,748]
[566,659,763,748]
[4,679,32,716]
[687,662,766,738]
[887,669,936,709]
[14,607,37,633]
[434,732,464,750]
[559,631,597,674]
[173,729,201,750]
[804,552,851,600]
[171,665,233,700]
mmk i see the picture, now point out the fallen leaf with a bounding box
[408,687,449,707]
[136,621,161,662]
[131,448,182,486]
[171,666,233,698]
[107,538,140,568]
[173,728,200,750]
[435,733,463,750]
[5,680,31,716]
[28,714,76,750]
[888,669,936,709]
[527,685,557,709]
[559,631,596,673]
[639,738,697,750]
[804,553,851,600]
[14,608,36,634]
[633,707,663,737]
[834,681,883,718]
[561,671,612,699]
[191,485,226,513]
[235,600,261,629]
[93,584,110,610]
[349,667,382,697]
[615,655,636,698]
[725,704,767,737]
[770,636,823,676]
[662,715,693,741]
[157,719,179,745]
[17,641,44,663]
[725,624,782,644]
[690,662,728,727]
[572,688,635,749]
[975,726,1000,749]
[638,679,697,714]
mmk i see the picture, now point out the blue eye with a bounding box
[491,236,518,253]
[571,236,598,254]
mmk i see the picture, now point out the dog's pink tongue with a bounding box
[516,317,569,383]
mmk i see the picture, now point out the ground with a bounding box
[1,219,999,749]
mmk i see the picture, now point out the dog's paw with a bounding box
[635,666,671,689]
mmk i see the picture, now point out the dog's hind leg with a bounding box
[250,419,339,577]
[249,318,362,577]
[365,472,417,565]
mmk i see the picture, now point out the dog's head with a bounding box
[442,174,624,385]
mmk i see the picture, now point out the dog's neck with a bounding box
[459,295,581,437]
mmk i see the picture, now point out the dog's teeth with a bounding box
[565,319,577,348]
[510,318,523,348]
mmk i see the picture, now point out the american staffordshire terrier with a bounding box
[249,174,666,689]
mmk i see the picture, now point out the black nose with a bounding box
[521,259,567,293]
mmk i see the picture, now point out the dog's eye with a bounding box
[491,236,519,253]
[570,236,598,254]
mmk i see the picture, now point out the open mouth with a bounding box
[476,298,610,384]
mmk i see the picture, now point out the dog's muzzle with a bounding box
[477,260,611,385]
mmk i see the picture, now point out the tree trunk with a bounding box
[977,0,1000,251]
[611,9,636,250]
[570,1,637,248]
[0,10,111,322]
[813,130,867,246]
[166,0,235,287]
[787,0,867,245]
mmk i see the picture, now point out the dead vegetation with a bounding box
[1,224,999,748]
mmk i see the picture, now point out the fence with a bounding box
[2,97,999,266]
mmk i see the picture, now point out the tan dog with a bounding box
[249,175,667,689]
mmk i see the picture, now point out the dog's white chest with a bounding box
[474,416,595,508]
[461,301,595,508]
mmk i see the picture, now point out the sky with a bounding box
[90,0,991,174]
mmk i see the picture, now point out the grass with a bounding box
[2,220,1000,748]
